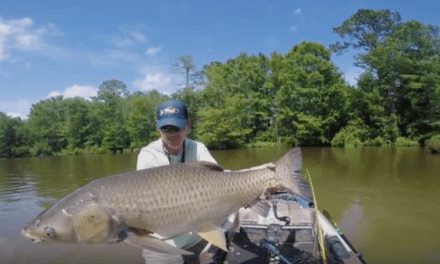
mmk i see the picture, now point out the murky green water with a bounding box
[1,147,439,263]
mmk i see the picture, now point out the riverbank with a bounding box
[5,136,440,160]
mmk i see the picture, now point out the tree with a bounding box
[169,54,204,88]
[126,90,169,148]
[203,52,275,142]
[93,79,130,151]
[27,96,67,155]
[61,98,98,150]
[171,87,204,139]
[330,9,401,55]
[0,113,17,158]
[276,42,353,145]
[196,94,252,149]
[332,9,440,142]
[96,79,129,99]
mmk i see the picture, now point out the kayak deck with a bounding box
[224,191,365,264]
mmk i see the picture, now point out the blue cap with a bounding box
[156,100,188,129]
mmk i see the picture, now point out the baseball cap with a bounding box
[156,100,189,130]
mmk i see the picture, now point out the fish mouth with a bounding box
[21,228,43,243]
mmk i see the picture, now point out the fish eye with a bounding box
[44,227,56,237]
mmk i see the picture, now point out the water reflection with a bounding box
[301,147,440,263]
[1,147,440,263]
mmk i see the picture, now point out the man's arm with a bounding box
[137,149,170,170]
[195,142,217,164]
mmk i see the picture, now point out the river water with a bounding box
[0,147,439,263]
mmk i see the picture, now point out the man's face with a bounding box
[159,121,190,153]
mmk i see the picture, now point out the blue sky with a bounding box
[1,0,439,119]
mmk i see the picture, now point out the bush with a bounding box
[394,137,419,146]
[426,135,440,153]
[31,142,53,156]
[331,118,369,147]
[245,141,280,148]
[343,135,363,147]
[254,128,276,143]
[87,145,108,154]
[12,146,31,158]
[366,136,389,146]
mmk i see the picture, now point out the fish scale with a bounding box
[21,148,312,255]
[93,164,267,235]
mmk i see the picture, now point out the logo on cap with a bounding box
[160,107,179,116]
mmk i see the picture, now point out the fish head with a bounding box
[22,202,116,244]
[21,204,76,243]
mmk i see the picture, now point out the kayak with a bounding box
[223,191,365,264]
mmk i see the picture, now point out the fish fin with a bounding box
[124,231,193,255]
[72,204,112,243]
[196,226,229,252]
[249,199,271,217]
[199,243,214,264]
[189,161,225,171]
[275,148,313,202]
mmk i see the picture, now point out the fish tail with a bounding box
[275,148,313,202]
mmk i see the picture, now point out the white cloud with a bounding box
[6,112,23,118]
[1,85,98,119]
[110,26,148,48]
[146,46,162,56]
[0,17,64,62]
[290,26,297,31]
[17,34,40,50]
[48,85,98,100]
[294,9,302,15]
[47,91,61,98]
[133,72,171,91]
[0,99,32,119]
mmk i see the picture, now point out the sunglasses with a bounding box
[160,125,184,132]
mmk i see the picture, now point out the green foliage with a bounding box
[332,8,440,145]
[86,145,108,154]
[245,141,280,149]
[169,54,204,89]
[172,86,204,138]
[0,112,31,158]
[426,135,440,153]
[366,136,389,147]
[94,80,130,151]
[61,147,86,156]
[97,79,129,98]
[126,90,169,149]
[27,96,67,154]
[331,118,369,147]
[11,146,31,157]
[31,141,53,156]
[5,10,440,158]
[196,94,252,149]
[330,9,401,57]
[0,113,17,158]
[277,42,353,146]
[202,52,277,145]
[395,137,418,146]
[60,98,96,149]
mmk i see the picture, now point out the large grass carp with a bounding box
[21,148,311,255]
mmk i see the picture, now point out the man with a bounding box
[137,99,217,170]
[137,100,231,264]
